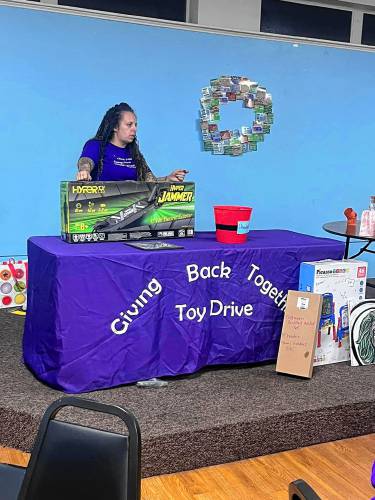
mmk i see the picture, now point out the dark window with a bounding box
[261,0,352,42]
[362,14,375,46]
[59,0,186,22]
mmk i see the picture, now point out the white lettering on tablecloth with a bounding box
[110,262,288,333]
[186,261,231,282]
[173,261,288,323]
[247,264,287,311]
[175,300,253,322]
[111,278,162,335]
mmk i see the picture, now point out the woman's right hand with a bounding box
[76,170,92,181]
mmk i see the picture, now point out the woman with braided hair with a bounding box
[76,102,188,182]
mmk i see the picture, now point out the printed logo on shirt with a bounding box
[113,155,136,168]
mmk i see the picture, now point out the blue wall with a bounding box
[0,6,374,270]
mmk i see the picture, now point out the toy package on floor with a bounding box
[60,181,195,243]
[299,259,367,366]
[0,258,28,309]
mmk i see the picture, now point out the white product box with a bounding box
[299,259,367,366]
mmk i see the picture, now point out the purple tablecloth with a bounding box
[23,231,344,393]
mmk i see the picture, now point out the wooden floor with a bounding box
[1,434,374,499]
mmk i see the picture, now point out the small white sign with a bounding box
[237,220,250,234]
[297,297,309,310]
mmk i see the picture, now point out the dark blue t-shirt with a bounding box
[80,139,137,181]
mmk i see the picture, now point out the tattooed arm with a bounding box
[76,157,95,181]
[138,151,188,183]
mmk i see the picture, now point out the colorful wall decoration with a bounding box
[200,76,273,156]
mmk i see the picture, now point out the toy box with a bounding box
[0,259,27,309]
[299,259,367,366]
[60,181,195,243]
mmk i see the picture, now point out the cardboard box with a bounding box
[276,290,322,378]
[299,259,367,366]
[60,181,195,243]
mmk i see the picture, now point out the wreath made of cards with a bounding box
[200,75,273,156]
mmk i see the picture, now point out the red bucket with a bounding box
[214,206,252,244]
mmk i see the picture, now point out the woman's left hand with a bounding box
[166,169,189,182]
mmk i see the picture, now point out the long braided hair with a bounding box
[90,102,150,181]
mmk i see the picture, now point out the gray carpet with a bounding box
[0,308,374,477]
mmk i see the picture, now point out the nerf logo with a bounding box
[72,185,105,194]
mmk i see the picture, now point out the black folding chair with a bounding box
[0,397,141,500]
[289,479,321,500]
